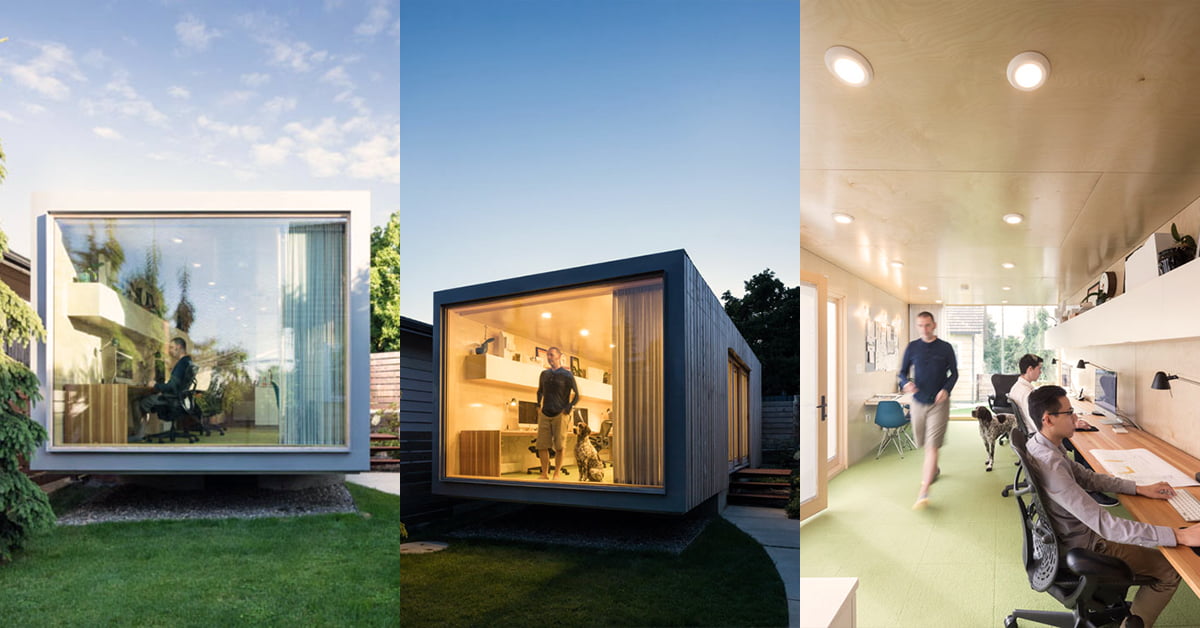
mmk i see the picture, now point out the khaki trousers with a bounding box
[1094,539,1180,627]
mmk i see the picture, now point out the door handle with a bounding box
[817,395,827,421]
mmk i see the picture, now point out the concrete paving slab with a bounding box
[724,505,800,628]
[345,472,400,495]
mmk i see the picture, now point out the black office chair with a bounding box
[589,418,614,467]
[143,363,201,444]
[190,376,227,437]
[1003,428,1151,628]
[526,438,571,476]
[990,373,1021,415]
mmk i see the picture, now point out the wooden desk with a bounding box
[1069,420,1200,594]
[458,429,579,476]
[62,384,154,444]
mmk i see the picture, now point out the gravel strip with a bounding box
[57,481,357,526]
[446,504,713,554]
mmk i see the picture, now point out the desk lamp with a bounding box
[1076,359,1113,371]
[1150,372,1200,391]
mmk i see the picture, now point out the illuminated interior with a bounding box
[442,275,663,487]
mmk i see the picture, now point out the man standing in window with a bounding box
[537,346,579,480]
[899,311,957,509]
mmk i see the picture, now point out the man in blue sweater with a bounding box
[899,311,958,509]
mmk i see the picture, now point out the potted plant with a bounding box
[1157,223,1197,275]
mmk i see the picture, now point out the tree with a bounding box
[721,269,799,396]
[370,211,400,352]
[984,308,1053,377]
[0,141,55,562]
[173,266,195,333]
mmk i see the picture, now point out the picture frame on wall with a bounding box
[535,347,548,359]
[570,355,583,377]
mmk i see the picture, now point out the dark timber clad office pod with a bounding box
[432,250,761,513]
[30,192,372,473]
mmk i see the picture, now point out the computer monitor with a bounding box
[1095,368,1118,419]
[518,401,540,427]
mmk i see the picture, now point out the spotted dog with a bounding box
[973,405,1018,472]
[574,422,605,482]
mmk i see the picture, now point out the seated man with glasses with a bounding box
[1026,385,1200,627]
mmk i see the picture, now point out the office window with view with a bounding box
[49,215,348,449]
[442,276,664,488]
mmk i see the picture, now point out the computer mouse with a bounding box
[1195,472,1200,483]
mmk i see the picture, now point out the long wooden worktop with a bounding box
[1069,412,1200,594]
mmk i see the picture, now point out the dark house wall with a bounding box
[398,317,454,523]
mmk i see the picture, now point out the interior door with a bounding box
[799,271,828,519]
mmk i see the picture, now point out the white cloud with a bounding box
[321,66,353,89]
[233,169,258,182]
[92,127,122,140]
[0,111,14,123]
[346,129,399,183]
[168,85,191,99]
[7,41,85,100]
[82,49,110,69]
[80,71,168,126]
[334,90,370,115]
[261,96,297,115]
[176,14,222,51]
[355,0,392,37]
[219,90,255,106]
[284,117,343,146]
[241,72,270,87]
[23,103,47,115]
[266,39,325,72]
[252,136,295,166]
[299,146,346,177]
[324,0,345,10]
[197,115,263,142]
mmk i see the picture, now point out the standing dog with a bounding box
[973,405,1017,472]
[574,422,606,482]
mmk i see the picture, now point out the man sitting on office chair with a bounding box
[137,337,194,426]
[1012,354,1119,507]
[1026,385,1200,627]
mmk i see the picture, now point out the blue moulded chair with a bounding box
[874,400,916,459]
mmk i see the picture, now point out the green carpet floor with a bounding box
[800,421,1200,627]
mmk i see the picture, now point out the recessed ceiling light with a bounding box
[541,312,552,319]
[1002,286,1012,291]
[824,46,873,86]
[1003,213,1024,225]
[890,260,904,268]
[1007,51,1050,91]
[192,262,202,268]
[935,299,943,304]
[207,281,216,286]
[1001,262,1015,269]
[918,286,928,291]
[832,212,855,224]
[1002,300,1009,304]
[580,329,590,337]
[171,237,183,244]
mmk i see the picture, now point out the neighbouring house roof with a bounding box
[943,306,986,334]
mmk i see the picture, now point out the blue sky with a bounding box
[0,0,399,258]
[400,0,799,322]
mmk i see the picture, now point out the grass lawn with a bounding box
[0,483,399,626]
[401,515,787,626]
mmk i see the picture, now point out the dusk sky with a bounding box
[0,0,399,258]
[400,0,799,321]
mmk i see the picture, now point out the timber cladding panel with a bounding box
[397,318,454,523]
[369,351,400,410]
[682,259,762,511]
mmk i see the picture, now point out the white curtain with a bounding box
[280,222,346,445]
[611,282,663,486]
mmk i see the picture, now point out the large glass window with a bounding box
[442,276,663,488]
[49,215,348,448]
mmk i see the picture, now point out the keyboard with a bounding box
[1168,490,1200,522]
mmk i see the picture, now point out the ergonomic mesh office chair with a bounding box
[990,373,1021,415]
[1003,429,1150,628]
[143,363,201,444]
[589,418,614,467]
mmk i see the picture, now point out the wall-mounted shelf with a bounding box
[1046,258,1200,348]
[463,353,613,401]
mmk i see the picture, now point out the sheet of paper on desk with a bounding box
[1089,448,1200,487]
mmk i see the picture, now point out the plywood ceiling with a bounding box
[800,0,1200,305]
